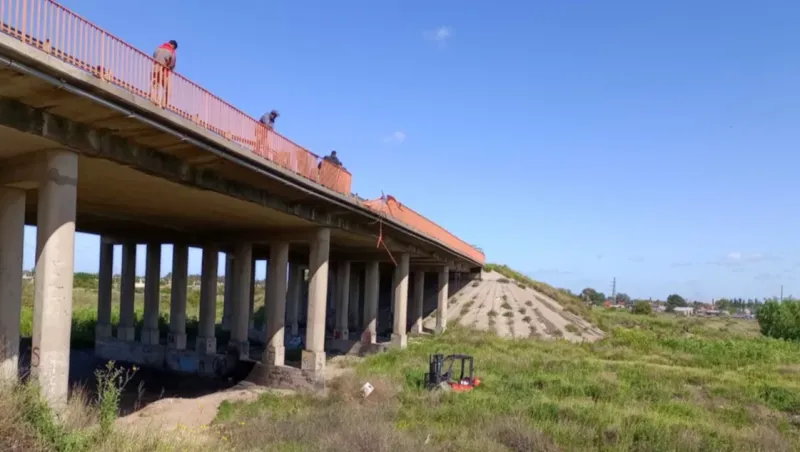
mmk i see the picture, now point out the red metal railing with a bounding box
[363,196,486,265]
[0,0,352,194]
[0,0,484,263]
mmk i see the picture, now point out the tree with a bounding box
[632,301,653,315]
[665,294,687,312]
[580,288,597,303]
[757,299,800,341]
[615,293,631,305]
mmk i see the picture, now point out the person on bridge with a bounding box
[318,150,343,170]
[151,40,178,107]
[255,110,279,156]
[260,110,279,130]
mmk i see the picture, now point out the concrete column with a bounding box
[391,253,410,348]
[118,242,136,341]
[31,150,77,406]
[286,263,302,337]
[221,254,233,331]
[0,187,25,380]
[264,242,289,367]
[348,266,361,329]
[302,228,330,380]
[248,259,256,330]
[334,261,351,339]
[229,243,252,359]
[197,247,218,354]
[411,271,425,334]
[141,244,161,345]
[436,266,449,334]
[168,244,188,350]
[95,238,114,340]
[361,261,379,344]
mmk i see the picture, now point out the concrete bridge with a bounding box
[0,0,484,406]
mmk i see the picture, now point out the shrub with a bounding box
[632,301,653,316]
[502,311,514,318]
[757,300,800,341]
[488,310,498,318]
[95,361,137,435]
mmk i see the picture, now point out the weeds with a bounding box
[94,361,137,435]
[501,301,512,310]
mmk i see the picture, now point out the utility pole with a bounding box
[611,277,616,301]
[780,285,784,302]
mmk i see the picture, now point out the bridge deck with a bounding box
[0,0,484,266]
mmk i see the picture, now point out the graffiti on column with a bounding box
[31,346,40,368]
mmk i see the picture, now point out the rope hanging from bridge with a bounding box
[370,191,397,266]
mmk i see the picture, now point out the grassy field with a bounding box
[7,280,800,451]
[17,280,268,348]
[212,310,800,451]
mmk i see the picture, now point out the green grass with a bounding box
[214,309,800,451]
[17,281,260,349]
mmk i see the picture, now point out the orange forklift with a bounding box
[424,354,481,392]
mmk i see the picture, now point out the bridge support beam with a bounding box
[264,242,289,367]
[361,261,379,344]
[221,254,233,331]
[411,271,425,334]
[95,238,114,341]
[334,261,351,339]
[31,150,78,406]
[118,242,136,341]
[229,243,252,359]
[391,253,410,349]
[141,244,161,346]
[197,247,218,354]
[0,187,25,381]
[349,265,361,331]
[168,244,189,350]
[248,259,256,331]
[436,267,449,334]
[301,228,330,384]
[286,263,303,338]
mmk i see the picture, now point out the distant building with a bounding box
[673,307,694,316]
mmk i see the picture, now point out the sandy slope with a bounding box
[423,271,604,342]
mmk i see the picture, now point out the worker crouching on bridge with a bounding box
[151,40,178,107]
[255,110,279,158]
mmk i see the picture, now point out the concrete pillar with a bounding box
[391,253,410,348]
[436,267,449,334]
[248,259,256,330]
[95,238,114,340]
[264,242,289,367]
[302,228,330,380]
[168,244,188,350]
[118,242,136,341]
[221,254,233,331]
[141,244,161,345]
[361,260,379,344]
[411,271,425,334]
[197,246,218,354]
[334,261,351,339]
[31,150,77,406]
[348,266,361,329]
[286,263,302,337]
[229,243,252,359]
[0,187,25,380]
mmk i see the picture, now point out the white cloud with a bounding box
[424,26,453,46]
[383,131,407,144]
[711,251,781,267]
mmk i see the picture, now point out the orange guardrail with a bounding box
[363,196,485,265]
[0,0,352,195]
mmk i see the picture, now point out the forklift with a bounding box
[424,354,481,392]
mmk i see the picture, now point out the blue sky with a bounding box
[20,0,800,301]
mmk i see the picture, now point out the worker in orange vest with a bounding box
[151,40,178,107]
